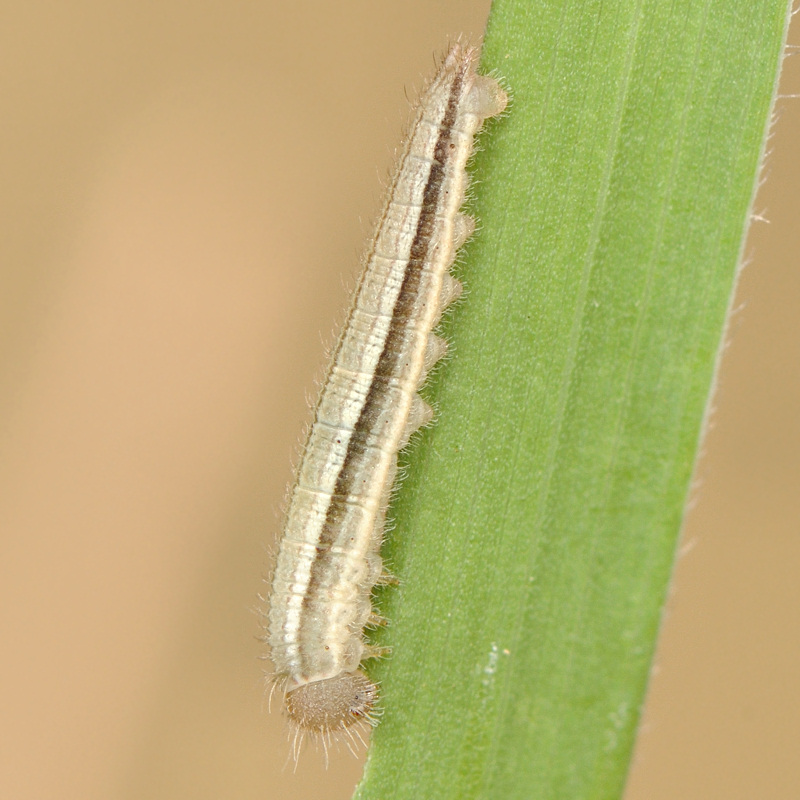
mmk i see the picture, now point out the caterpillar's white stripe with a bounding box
[267,41,507,738]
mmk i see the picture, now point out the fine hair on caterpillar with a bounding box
[264,38,507,752]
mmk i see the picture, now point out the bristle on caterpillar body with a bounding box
[266,41,507,742]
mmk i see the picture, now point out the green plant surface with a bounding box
[354,2,792,799]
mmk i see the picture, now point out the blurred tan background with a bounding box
[1,3,797,799]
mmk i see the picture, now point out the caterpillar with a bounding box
[266,40,507,745]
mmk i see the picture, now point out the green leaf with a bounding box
[355,2,791,798]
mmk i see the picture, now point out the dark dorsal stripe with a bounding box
[303,64,467,598]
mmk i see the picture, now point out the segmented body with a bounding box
[267,42,507,735]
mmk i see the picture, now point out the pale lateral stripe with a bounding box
[267,41,507,735]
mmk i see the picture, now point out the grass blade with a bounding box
[355,2,792,798]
